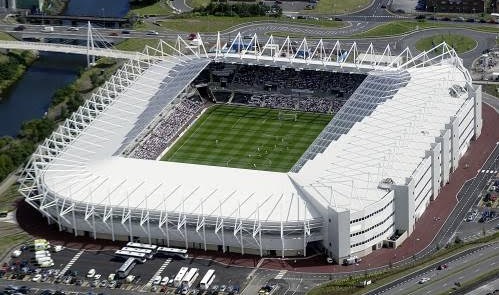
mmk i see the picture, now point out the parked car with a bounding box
[32,274,42,282]
[153,275,162,285]
[87,269,96,278]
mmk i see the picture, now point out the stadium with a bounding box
[19,33,482,261]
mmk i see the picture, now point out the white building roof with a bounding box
[31,40,472,224]
[292,62,470,212]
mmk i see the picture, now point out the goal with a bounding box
[278,111,298,121]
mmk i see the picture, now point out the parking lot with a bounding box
[1,245,252,295]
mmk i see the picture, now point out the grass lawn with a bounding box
[162,104,331,172]
[355,21,499,38]
[145,16,344,33]
[305,0,371,14]
[186,0,210,9]
[415,34,476,53]
[0,32,15,41]
[0,184,21,212]
[114,38,163,52]
[0,222,31,257]
[129,0,173,16]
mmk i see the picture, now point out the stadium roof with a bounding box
[292,62,471,212]
[26,37,472,224]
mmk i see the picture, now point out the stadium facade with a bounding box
[19,34,482,260]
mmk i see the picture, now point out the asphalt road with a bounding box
[378,242,499,295]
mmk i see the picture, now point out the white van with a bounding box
[37,257,53,265]
[41,26,54,32]
[39,261,54,268]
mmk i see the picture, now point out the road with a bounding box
[377,242,499,295]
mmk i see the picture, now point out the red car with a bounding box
[437,264,448,270]
[187,33,197,40]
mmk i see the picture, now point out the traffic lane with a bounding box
[409,251,498,295]
[380,243,499,295]
[242,269,279,295]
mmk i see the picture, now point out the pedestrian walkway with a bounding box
[58,249,85,277]
[274,270,287,280]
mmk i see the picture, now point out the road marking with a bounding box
[146,258,172,287]
[274,270,288,280]
[58,249,85,277]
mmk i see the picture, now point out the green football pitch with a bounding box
[161,104,332,172]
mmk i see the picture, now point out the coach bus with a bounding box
[182,268,199,288]
[126,242,158,253]
[173,267,189,287]
[115,250,147,263]
[121,247,154,259]
[116,257,136,279]
[199,269,215,290]
[157,247,188,259]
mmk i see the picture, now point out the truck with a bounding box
[342,256,361,265]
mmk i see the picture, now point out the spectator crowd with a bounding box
[130,97,204,160]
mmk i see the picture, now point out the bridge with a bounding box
[0,40,140,60]
[24,15,129,28]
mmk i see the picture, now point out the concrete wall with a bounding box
[393,177,415,236]
[326,207,350,260]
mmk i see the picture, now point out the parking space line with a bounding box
[145,258,172,287]
[58,249,85,277]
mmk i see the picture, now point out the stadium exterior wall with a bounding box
[18,38,482,261]
[331,83,482,261]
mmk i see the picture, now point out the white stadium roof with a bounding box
[22,36,472,226]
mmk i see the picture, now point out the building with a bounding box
[19,35,482,261]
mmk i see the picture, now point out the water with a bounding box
[0,53,86,136]
[64,0,130,18]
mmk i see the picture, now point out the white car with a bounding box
[67,27,79,31]
[125,275,135,283]
[146,30,159,35]
[11,250,22,258]
[53,245,64,252]
[108,273,115,281]
[32,274,42,282]
[152,275,162,285]
[160,276,169,286]
[87,268,96,278]
[94,274,101,280]
[418,277,430,284]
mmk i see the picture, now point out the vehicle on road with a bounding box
[146,30,159,35]
[437,264,448,270]
[122,30,131,34]
[11,250,22,258]
[41,26,54,33]
[14,25,26,31]
[67,27,79,31]
[109,32,118,36]
[419,277,430,284]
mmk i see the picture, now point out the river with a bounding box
[64,0,130,18]
[0,53,86,137]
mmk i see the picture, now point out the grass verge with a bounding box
[0,222,31,259]
[415,34,477,53]
[0,184,22,212]
[304,0,371,15]
[136,16,344,33]
[355,21,499,38]
[0,32,15,41]
[129,0,173,16]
